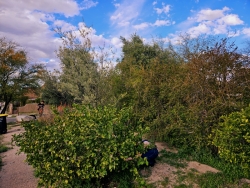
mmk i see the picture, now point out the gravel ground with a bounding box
[0,126,38,188]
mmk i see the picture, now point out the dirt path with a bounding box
[0,126,38,188]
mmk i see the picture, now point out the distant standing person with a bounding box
[37,101,45,116]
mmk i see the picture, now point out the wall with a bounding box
[18,103,51,115]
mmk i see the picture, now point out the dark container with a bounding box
[0,114,8,134]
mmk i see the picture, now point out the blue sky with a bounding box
[1,0,250,70]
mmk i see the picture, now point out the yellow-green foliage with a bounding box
[212,105,250,176]
[13,104,149,187]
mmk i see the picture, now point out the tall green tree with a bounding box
[56,25,98,106]
[116,34,186,141]
[116,34,163,107]
[41,70,73,105]
[0,37,44,114]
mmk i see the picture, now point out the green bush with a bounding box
[212,105,250,177]
[13,104,149,187]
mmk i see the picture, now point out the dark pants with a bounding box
[141,148,158,166]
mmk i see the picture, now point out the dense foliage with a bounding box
[212,105,250,176]
[41,71,73,106]
[114,35,250,150]
[13,105,149,187]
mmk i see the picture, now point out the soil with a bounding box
[0,126,38,188]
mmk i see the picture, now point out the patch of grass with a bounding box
[196,172,240,188]
[7,122,21,129]
[190,148,247,181]
[0,145,8,153]
[157,150,187,168]
[160,177,169,187]
[0,135,8,153]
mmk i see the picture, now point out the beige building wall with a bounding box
[18,103,51,115]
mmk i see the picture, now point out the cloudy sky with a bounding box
[1,0,250,70]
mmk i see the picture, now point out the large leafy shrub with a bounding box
[13,104,149,187]
[212,105,250,176]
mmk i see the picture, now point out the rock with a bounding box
[16,115,36,122]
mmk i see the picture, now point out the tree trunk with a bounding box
[1,95,12,114]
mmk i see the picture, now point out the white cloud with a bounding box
[187,23,211,38]
[242,28,250,37]
[110,0,145,27]
[79,0,98,10]
[177,6,244,39]
[133,22,150,30]
[111,37,123,48]
[114,3,120,8]
[1,0,80,17]
[196,7,229,21]
[119,21,131,27]
[133,19,172,31]
[0,8,58,62]
[0,0,102,71]
[153,19,171,27]
[217,14,244,25]
[212,24,227,34]
[155,4,171,15]
[111,1,173,34]
[53,20,77,32]
[0,0,82,69]
[0,10,47,36]
[109,0,146,39]
[42,59,62,71]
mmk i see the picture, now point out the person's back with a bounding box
[141,140,158,166]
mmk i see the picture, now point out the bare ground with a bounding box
[0,126,38,188]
